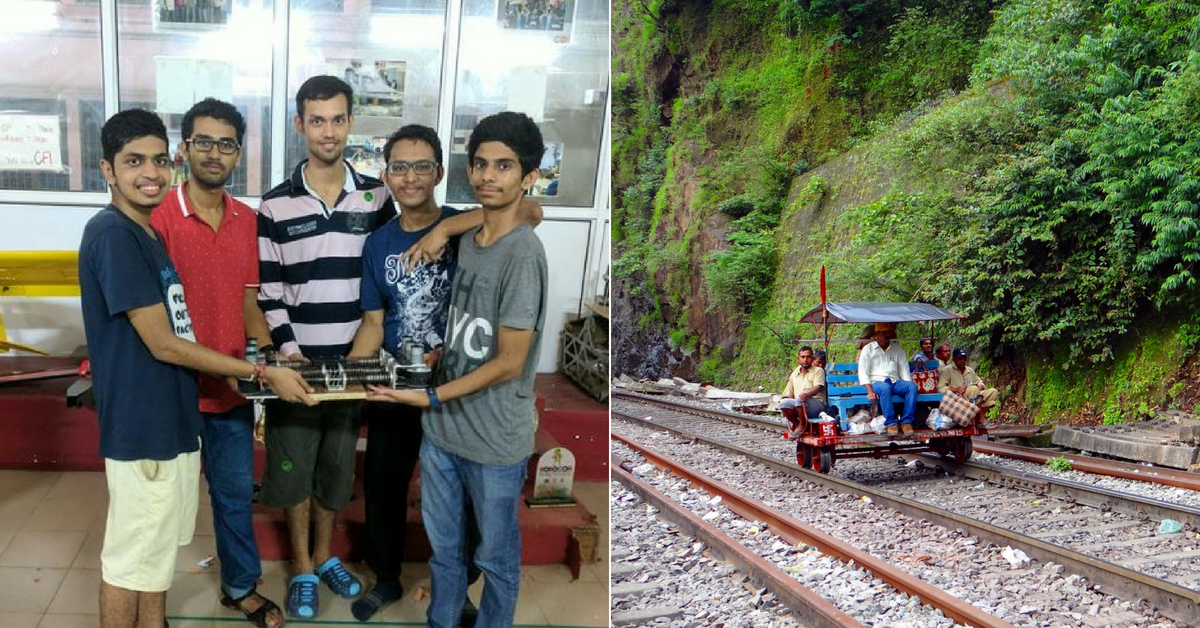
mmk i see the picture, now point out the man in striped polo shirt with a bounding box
[256,75,393,619]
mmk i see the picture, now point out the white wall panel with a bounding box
[0,205,100,251]
[534,219,590,372]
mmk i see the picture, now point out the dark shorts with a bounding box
[778,396,827,419]
[259,400,362,510]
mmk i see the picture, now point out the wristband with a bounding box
[426,387,441,410]
[241,362,267,383]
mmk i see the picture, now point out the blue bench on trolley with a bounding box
[824,362,943,431]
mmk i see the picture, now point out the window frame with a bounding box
[0,0,609,213]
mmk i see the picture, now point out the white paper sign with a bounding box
[0,115,64,172]
[156,57,234,115]
[506,66,547,122]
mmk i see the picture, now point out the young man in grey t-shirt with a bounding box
[367,111,547,628]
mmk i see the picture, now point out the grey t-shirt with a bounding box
[422,222,548,465]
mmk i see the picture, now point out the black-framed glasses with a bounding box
[386,160,438,176]
[186,137,240,155]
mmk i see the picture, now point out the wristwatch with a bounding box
[426,387,441,410]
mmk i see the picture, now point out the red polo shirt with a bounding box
[150,183,259,414]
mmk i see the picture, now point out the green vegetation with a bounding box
[1024,313,1188,424]
[613,0,1200,422]
[1047,456,1073,472]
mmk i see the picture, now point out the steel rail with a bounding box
[624,391,1200,524]
[615,389,1198,490]
[614,389,1038,439]
[613,389,785,429]
[896,454,1200,529]
[611,458,866,628]
[971,440,1200,492]
[613,410,1200,625]
[614,434,1018,628]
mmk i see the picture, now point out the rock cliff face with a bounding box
[610,0,1011,384]
[609,0,916,383]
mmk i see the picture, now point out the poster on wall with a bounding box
[449,112,478,155]
[156,0,232,27]
[0,114,65,173]
[530,141,562,198]
[327,59,406,119]
[345,135,388,176]
[497,0,574,41]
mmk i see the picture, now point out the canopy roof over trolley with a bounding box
[798,302,965,325]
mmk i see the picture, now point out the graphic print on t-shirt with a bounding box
[440,266,494,378]
[161,266,196,342]
[382,247,453,351]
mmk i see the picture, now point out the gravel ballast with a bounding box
[612,419,1189,628]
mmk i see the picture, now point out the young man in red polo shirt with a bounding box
[150,98,286,628]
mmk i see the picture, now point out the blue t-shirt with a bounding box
[360,206,463,355]
[79,206,203,461]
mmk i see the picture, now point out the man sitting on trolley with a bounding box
[939,347,998,426]
[778,345,827,440]
[857,322,918,436]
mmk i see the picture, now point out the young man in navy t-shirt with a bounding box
[346,124,540,623]
[79,109,314,628]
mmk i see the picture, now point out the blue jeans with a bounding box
[201,404,261,598]
[420,438,527,628]
[873,378,917,426]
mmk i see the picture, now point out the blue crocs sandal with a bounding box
[286,574,320,619]
[316,557,362,598]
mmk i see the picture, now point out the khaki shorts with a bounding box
[966,385,999,409]
[101,449,201,592]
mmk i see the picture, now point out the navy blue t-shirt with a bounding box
[79,205,203,461]
[360,206,463,355]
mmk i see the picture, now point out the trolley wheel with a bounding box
[815,447,833,474]
[953,436,973,464]
[799,443,813,469]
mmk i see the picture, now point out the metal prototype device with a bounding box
[238,339,432,400]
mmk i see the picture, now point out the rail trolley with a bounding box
[791,299,988,473]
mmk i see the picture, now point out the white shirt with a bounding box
[857,340,912,385]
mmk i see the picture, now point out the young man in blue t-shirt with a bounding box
[346,124,539,623]
[79,109,314,628]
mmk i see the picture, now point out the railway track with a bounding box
[610,479,805,627]
[612,441,1012,627]
[612,392,1200,626]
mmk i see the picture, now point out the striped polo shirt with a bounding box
[258,160,395,359]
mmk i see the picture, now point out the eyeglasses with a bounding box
[386,160,438,176]
[186,137,240,155]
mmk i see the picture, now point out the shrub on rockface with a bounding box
[938,0,1200,366]
[718,194,758,217]
[704,153,795,316]
[873,7,985,107]
[824,192,963,303]
[705,225,779,313]
[815,0,1200,369]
